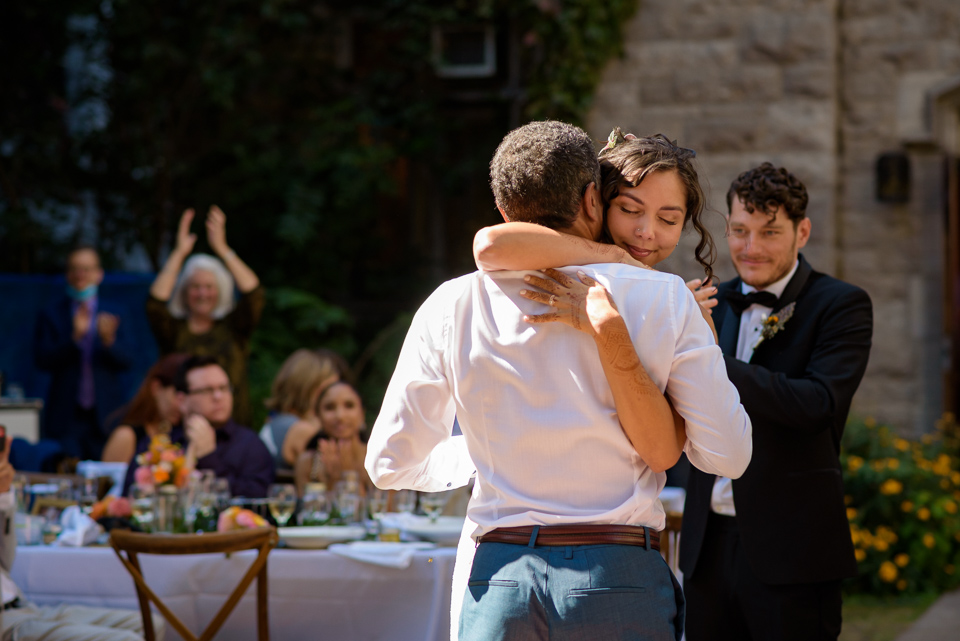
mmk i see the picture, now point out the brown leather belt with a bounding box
[479,524,660,551]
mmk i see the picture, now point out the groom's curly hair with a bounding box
[727,162,809,224]
[489,121,600,230]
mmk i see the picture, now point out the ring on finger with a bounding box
[549,294,558,306]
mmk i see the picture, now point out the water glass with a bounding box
[298,483,331,526]
[129,486,155,533]
[393,489,417,514]
[334,481,361,524]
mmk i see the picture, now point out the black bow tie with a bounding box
[725,290,780,314]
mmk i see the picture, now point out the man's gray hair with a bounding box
[489,121,600,230]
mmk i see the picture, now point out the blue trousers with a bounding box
[460,541,684,641]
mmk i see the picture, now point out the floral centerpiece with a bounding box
[217,506,269,532]
[89,495,132,520]
[133,434,191,490]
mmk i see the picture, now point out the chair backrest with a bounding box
[660,512,683,575]
[110,527,278,641]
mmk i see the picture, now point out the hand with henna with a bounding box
[519,268,620,337]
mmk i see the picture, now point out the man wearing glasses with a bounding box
[124,355,273,497]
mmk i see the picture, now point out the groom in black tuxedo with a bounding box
[679,163,873,641]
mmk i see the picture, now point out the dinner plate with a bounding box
[394,515,465,546]
[278,525,367,549]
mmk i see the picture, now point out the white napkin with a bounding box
[328,541,434,569]
[56,505,104,547]
[75,461,129,497]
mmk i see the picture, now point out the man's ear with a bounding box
[581,182,604,235]
[796,217,812,249]
[497,205,509,223]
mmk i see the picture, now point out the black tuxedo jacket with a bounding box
[678,255,872,585]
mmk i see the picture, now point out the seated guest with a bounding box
[102,353,189,464]
[124,355,274,497]
[0,432,162,640]
[260,348,350,471]
[294,381,369,494]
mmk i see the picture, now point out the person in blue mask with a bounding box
[34,246,132,461]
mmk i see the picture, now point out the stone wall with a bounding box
[587,0,960,432]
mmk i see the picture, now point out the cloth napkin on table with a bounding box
[328,541,435,569]
[55,506,103,547]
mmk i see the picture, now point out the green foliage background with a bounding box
[1,0,640,423]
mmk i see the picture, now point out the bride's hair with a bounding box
[598,132,716,283]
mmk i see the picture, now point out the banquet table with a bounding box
[11,543,457,641]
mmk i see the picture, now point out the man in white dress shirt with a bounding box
[366,121,752,640]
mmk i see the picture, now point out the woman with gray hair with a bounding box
[146,206,264,426]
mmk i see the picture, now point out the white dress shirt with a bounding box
[711,260,799,516]
[367,264,752,539]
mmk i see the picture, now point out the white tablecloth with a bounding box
[11,544,456,641]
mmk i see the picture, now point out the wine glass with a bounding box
[419,491,449,523]
[268,484,297,527]
[393,489,417,514]
[129,486,155,533]
[298,483,330,526]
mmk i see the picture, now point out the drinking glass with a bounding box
[211,478,231,510]
[268,484,297,527]
[12,474,28,514]
[298,483,330,526]
[334,481,361,524]
[419,491,450,523]
[77,478,98,516]
[364,489,389,539]
[393,489,417,514]
[129,486,155,533]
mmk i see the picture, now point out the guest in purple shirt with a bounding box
[34,246,131,460]
[124,355,273,497]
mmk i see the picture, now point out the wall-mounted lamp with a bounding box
[876,151,911,203]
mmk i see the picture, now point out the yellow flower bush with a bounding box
[842,414,960,596]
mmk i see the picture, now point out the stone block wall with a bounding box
[587,0,960,433]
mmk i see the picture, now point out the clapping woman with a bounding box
[293,381,369,494]
[147,207,264,426]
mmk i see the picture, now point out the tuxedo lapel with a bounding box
[718,279,742,357]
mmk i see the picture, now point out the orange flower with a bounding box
[923,533,936,548]
[153,468,170,484]
[878,561,898,582]
[880,479,903,495]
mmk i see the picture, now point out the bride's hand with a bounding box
[686,278,718,315]
[519,268,620,338]
[686,278,718,343]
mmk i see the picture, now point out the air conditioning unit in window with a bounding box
[432,24,496,78]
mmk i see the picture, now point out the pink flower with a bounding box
[235,511,259,529]
[134,465,154,490]
[160,450,178,463]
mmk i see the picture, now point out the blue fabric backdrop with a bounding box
[0,272,158,412]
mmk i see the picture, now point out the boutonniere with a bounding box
[755,301,796,348]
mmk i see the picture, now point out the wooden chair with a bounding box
[110,526,278,641]
[660,512,683,575]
